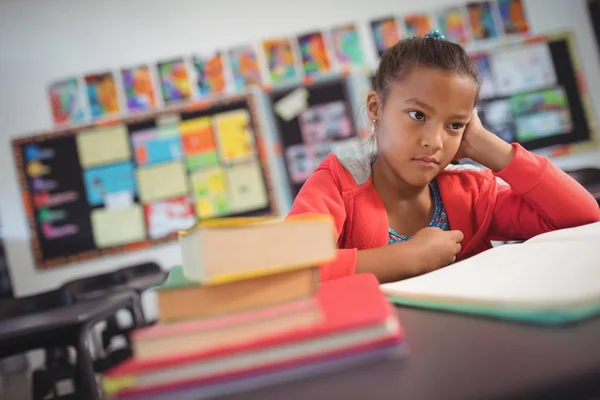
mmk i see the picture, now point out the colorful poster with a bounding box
[438,7,470,44]
[193,53,227,97]
[297,32,331,77]
[229,46,262,91]
[226,161,269,214]
[121,65,156,112]
[190,167,229,218]
[214,109,256,163]
[48,78,85,125]
[144,196,196,239]
[157,58,192,104]
[509,87,572,141]
[286,144,314,184]
[179,116,219,170]
[471,54,496,100]
[263,38,299,85]
[131,126,183,166]
[404,13,433,37]
[82,161,137,207]
[84,72,120,118]
[498,0,529,34]
[490,43,557,97]
[467,1,500,39]
[371,17,401,57]
[298,101,353,144]
[330,24,365,67]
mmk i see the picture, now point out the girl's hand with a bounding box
[455,108,515,172]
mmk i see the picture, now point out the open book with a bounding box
[380,222,600,325]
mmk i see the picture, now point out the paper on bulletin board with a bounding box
[82,161,137,207]
[226,161,269,214]
[490,43,557,97]
[298,101,353,144]
[179,116,219,169]
[497,0,529,34]
[76,124,131,168]
[214,109,256,163]
[91,205,146,248]
[131,126,183,166]
[274,87,309,121]
[121,65,157,113]
[190,167,229,218]
[144,196,196,239]
[297,32,332,77]
[137,161,188,203]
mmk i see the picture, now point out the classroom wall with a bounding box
[1,0,600,297]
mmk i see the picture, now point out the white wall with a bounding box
[1,0,599,296]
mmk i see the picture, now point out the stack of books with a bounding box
[103,216,405,399]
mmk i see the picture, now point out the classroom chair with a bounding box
[119,261,167,326]
[0,288,78,400]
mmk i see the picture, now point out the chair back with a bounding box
[0,288,74,319]
[61,270,127,301]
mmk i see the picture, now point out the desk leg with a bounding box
[76,325,101,400]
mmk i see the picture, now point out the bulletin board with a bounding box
[269,76,362,197]
[473,32,597,152]
[13,93,277,270]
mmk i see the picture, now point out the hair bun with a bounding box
[424,29,445,40]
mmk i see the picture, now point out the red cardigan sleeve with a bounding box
[287,165,357,281]
[488,143,600,240]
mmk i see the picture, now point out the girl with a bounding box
[288,31,600,283]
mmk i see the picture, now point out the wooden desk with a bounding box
[0,292,136,400]
[216,307,600,400]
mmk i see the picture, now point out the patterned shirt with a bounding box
[388,180,450,244]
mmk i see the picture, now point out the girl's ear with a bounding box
[366,91,380,122]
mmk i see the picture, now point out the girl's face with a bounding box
[368,66,478,187]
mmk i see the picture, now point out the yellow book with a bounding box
[178,214,336,284]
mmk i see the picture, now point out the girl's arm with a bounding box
[488,143,600,240]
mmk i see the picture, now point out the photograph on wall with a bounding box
[179,116,219,170]
[193,52,227,97]
[467,1,501,39]
[330,24,366,67]
[437,7,470,44]
[509,87,573,141]
[121,65,156,112]
[48,77,86,125]
[157,58,192,104]
[371,16,401,57]
[144,196,196,239]
[498,0,529,34]
[297,31,331,77]
[471,53,496,100]
[263,38,299,85]
[84,72,120,118]
[404,13,433,38]
[298,101,353,144]
[229,46,262,91]
[490,43,557,96]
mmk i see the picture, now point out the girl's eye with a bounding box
[408,111,426,121]
[448,122,465,130]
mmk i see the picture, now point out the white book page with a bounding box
[380,240,600,309]
[525,222,600,244]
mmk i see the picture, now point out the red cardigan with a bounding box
[288,143,600,281]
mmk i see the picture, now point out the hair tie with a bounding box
[424,29,445,40]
